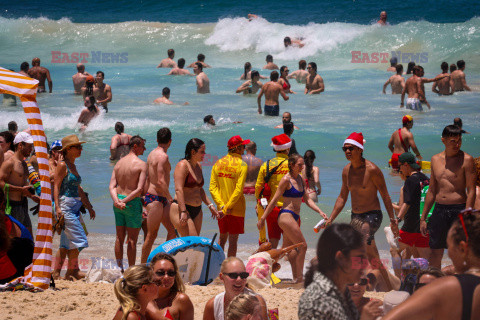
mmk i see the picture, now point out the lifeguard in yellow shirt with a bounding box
[210,135,250,257]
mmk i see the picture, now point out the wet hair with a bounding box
[266,55,273,63]
[162,87,170,96]
[85,81,94,96]
[450,64,457,73]
[308,62,317,72]
[314,223,364,274]
[157,127,172,144]
[220,257,244,273]
[450,212,480,257]
[453,117,463,129]
[114,122,124,134]
[280,65,288,75]
[0,131,15,151]
[395,64,403,74]
[184,138,204,160]
[178,58,185,68]
[270,71,279,81]
[32,58,40,66]
[441,62,448,72]
[442,124,462,138]
[226,294,260,320]
[76,64,85,72]
[150,252,185,294]
[416,267,445,286]
[96,71,105,78]
[243,62,251,79]
[284,37,292,47]
[167,49,175,58]
[299,60,307,69]
[8,121,17,132]
[20,62,29,72]
[251,70,259,80]
[195,62,203,71]
[457,60,465,69]
[245,141,256,153]
[203,115,213,124]
[86,95,97,113]
[129,135,145,149]
[283,122,294,136]
[474,157,480,186]
[288,154,302,172]
[412,66,422,75]
[390,57,397,66]
[197,53,205,61]
[304,150,316,182]
[114,265,153,320]
[406,62,416,74]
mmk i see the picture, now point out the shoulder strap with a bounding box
[264,159,286,183]
[398,128,409,152]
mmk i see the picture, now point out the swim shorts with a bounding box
[144,193,168,207]
[351,210,383,245]
[406,98,423,111]
[264,105,279,116]
[113,194,143,228]
[10,198,31,230]
[243,186,255,195]
[390,153,401,170]
[267,206,283,240]
[398,230,429,248]
[218,215,244,234]
[428,203,465,249]
[59,196,88,251]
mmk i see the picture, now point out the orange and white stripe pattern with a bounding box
[0,67,52,290]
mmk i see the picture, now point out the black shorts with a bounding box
[351,210,383,245]
[264,105,279,116]
[10,198,31,230]
[428,203,465,249]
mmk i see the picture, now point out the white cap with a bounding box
[13,132,34,144]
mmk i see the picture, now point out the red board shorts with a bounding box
[218,215,245,234]
[266,206,283,240]
[398,229,430,248]
[243,186,255,195]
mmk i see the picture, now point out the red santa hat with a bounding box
[271,134,292,151]
[343,132,365,150]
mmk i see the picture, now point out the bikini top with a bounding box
[283,179,304,198]
[60,166,81,197]
[455,273,480,320]
[184,171,204,188]
[282,80,291,90]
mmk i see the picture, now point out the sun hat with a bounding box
[61,134,86,151]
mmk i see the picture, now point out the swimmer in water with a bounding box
[167,58,192,76]
[284,37,304,48]
[287,60,309,84]
[236,71,263,95]
[154,87,189,105]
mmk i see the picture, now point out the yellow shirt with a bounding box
[254,153,289,207]
[209,152,248,217]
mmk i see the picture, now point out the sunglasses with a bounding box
[458,208,479,244]
[307,67,312,69]
[347,278,368,286]
[155,270,176,277]
[224,272,249,280]
[342,146,355,152]
[71,145,83,150]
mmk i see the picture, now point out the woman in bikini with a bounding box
[113,265,158,320]
[277,66,295,94]
[110,121,132,161]
[257,154,328,283]
[146,253,194,320]
[170,138,219,236]
[301,150,321,203]
[236,71,263,95]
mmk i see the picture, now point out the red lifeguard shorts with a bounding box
[218,215,245,234]
[398,230,430,248]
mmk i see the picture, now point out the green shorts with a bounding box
[113,195,143,228]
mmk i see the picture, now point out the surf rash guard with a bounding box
[209,153,248,217]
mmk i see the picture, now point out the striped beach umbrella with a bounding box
[0,66,52,290]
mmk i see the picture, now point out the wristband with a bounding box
[207,203,214,208]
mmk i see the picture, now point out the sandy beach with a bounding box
[2,279,386,320]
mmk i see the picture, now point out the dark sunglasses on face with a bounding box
[224,272,249,280]
[71,145,83,150]
[155,270,176,277]
[342,146,355,152]
[347,278,368,286]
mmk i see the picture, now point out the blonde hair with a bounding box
[114,265,152,320]
[220,257,244,273]
[226,294,260,320]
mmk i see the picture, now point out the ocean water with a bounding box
[1,3,479,265]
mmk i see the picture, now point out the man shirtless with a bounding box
[432,62,452,95]
[93,71,112,112]
[450,60,471,92]
[287,60,309,84]
[377,11,388,25]
[0,132,39,234]
[387,57,397,72]
[194,63,210,94]
[187,53,211,68]
[109,136,147,270]
[19,62,29,76]
[284,37,304,48]
[328,132,397,290]
[27,58,52,93]
[383,64,405,94]
[167,58,192,75]
[72,63,91,95]
[156,49,177,68]
[305,62,325,94]
[420,125,476,268]
[262,55,279,70]
[388,115,422,171]
[257,71,289,116]
[274,112,299,129]
[141,128,176,263]
[154,87,189,105]
[241,141,263,195]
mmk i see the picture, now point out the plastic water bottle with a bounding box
[314,219,326,233]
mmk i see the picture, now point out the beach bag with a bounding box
[85,257,123,283]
